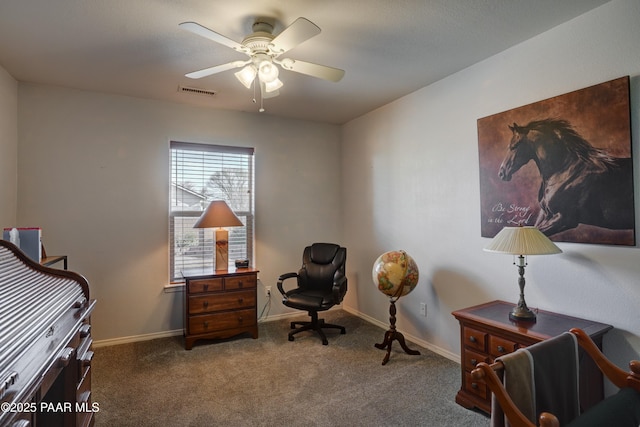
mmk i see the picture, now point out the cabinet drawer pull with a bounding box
[238,316,243,323]
[203,321,209,329]
[203,301,209,309]
[471,382,478,389]
[204,284,209,291]
[238,281,244,288]
[58,347,75,367]
[238,298,244,304]
[82,351,94,367]
[497,345,506,353]
[470,358,477,366]
[79,324,91,337]
[469,336,477,343]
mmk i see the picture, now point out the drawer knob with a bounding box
[470,358,477,366]
[203,321,209,329]
[203,301,209,309]
[238,316,243,323]
[469,336,477,343]
[497,345,506,353]
[238,281,244,288]
[238,298,244,304]
[471,382,478,389]
[204,284,209,291]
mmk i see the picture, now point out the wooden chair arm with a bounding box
[569,328,640,391]
[626,360,640,391]
[472,361,560,427]
[473,329,639,427]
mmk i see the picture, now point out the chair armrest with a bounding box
[570,328,640,392]
[332,274,347,302]
[277,272,298,296]
[471,362,560,427]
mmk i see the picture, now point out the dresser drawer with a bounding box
[189,308,256,335]
[463,326,488,352]
[464,372,488,400]
[225,274,257,290]
[463,349,491,372]
[489,335,519,357]
[188,278,224,293]
[188,290,256,315]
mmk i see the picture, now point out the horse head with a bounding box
[498,123,536,181]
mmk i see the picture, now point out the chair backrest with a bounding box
[298,243,346,292]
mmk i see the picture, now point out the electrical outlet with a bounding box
[265,286,272,297]
[420,302,426,317]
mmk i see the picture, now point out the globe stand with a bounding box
[375,297,420,365]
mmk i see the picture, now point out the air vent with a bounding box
[178,85,216,97]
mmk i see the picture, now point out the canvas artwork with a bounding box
[478,76,635,245]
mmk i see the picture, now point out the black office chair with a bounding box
[277,243,347,345]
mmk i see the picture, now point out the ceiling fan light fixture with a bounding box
[264,77,283,93]
[258,60,279,83]
[234,65,257,89]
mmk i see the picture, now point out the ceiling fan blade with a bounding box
[185,61,247,79]
[280,59,345,82]
[269,17,320,55]
[179,22,249,54]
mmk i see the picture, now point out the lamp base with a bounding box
[509,305,537,322]
[215,228,229,271]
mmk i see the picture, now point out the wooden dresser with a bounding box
[183,268,259,350]
[452,300,612,414]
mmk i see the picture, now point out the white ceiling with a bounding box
[0,0,611,124]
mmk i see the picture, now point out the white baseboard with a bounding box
[93,329,183,348]
[94,306,460,363]
[341,306,460,363]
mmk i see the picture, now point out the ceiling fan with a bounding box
[179,17,345,109]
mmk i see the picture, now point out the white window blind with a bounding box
[170,141,254,281]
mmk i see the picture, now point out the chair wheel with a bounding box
[288,335,294,341]
[340,329,346,335]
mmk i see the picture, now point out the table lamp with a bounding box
[483,226,561,321]
[193,200,243,271]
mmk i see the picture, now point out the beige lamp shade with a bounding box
[193,200,243,229]
[484,226,561,322]
[193,200,243,271]
[484,226,562,255]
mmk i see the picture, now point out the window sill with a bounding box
[164,283,185,293]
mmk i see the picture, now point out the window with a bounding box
[170,141,254,281]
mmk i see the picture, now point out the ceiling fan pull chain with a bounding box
[252,78,257,104]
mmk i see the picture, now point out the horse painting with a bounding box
[498,118,634,237]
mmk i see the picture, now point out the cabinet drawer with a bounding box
[464,372,488,400]
[463,326,488,352]
[188,290,256,315]
[463,349,490,372]
[189,308,256,335]
[225,274,256,290]
[188,278,224,293]
[489,335,519,357]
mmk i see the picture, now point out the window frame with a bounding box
[169,141,254,282]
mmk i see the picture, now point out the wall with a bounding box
[16,85,342,342]
[341,0,640,373]
[0,65,17,225]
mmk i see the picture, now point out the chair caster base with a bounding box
[287,313,345,345]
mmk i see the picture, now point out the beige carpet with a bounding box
[92,309,488,426]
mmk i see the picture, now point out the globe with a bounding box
[372,250,419,299]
